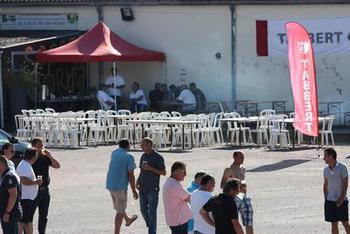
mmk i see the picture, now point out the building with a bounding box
[0,0,349,129]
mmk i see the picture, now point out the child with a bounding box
[235,180,254,234]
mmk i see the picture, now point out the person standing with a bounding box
[220,151,246,188]
[105,67,126,109]
[31,138,60,234]
[235,181,254,234]
[16,148,43,234]
[323,147,350,234]
[106,139,138,234]
[163,161,192,234]
[137,137,166,234]
[2,143,20,183]
[187,172,206,234]
[191,174,215,234]
[0,156,22,234]
[200,178,244,234]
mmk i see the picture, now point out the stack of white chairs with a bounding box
[15,115,31,141]
[251,116,270,146]
[89,110,109,146]
[224,112,240,145]
[268,114,290,150]
[172,115,193,149]
[116,109,132,141]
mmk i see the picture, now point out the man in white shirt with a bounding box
[129,82,148,112]
[97,89,115,110]
[177,85,197,113]
[16,148,43,234]
[191,174,215,234]
[105,67,126,109]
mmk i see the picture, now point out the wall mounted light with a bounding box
[215,52,222,59]
[121,8,134,21]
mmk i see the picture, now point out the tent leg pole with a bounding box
[35,63,38,109]
[0,51,4,129]
[113,62,117,111]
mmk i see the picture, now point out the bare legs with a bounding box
[18,222,33,234]
[331,221,350,234]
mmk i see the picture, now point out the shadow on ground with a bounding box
[247,159,311,172]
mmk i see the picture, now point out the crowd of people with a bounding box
[0,138,60,234]
[97,67,207,113]
[106,138,254,234]
[0,135,349,234]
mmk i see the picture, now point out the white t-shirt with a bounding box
[8,160,20,183]
[129,89,147,105]
[105,75,125,97]
[191,189,215,234]
[178,89,196,104]
[16,160,38,200]
[97,90,115,109]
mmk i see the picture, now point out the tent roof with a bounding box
[36,22,165,63]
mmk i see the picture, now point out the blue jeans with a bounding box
[139,190,159,234]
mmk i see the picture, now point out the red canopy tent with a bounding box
[36,21,165,62]
[35,22,165,110]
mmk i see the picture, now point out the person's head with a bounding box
[2,143,15,160]
[23,147,38,164]
[189,82,196,91]
[160,84,167,91]
[141,137,153,154]
[31,137,44,150]
[240,180,247,194]
[194,171,206,185]
[111,67,118,75]
[200,174,215,192]
[169,84,176,92]
[132,82,140,92]
[0,156,9,174]
[181,84,188,90]
[171,161,187,181]
[233,151,244,165]
[155,82,161,90]
[118,138,130,150]
[223,178,241,198]
[324,147,337,164]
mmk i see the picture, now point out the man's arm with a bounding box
[5,187,17,214]
[44,150,60,169]
[20,177,42,186]
[128,170,138,199]
[220,169,228,189]
[323,177,328,199]
[337,176,348,207]
[231,219,244,234]
[142,164,166,176]
[199,208,215,227]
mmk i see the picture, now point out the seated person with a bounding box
[161,84,175,102]
[129,82,148,113]
[148,82,164,112]
[177,84,197,113]
[97,89,115,110]
[189,82,207,112]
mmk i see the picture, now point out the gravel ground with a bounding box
[34,145,350,234]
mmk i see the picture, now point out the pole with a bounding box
[0,51,4,128]
[35,63,38,109]
[113,62,117,111]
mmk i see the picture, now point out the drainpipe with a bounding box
[0,51,3,128]
[96,5,104,86]
[230,5,237,108]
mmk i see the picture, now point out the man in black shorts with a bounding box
[323,147,350,234]
[200,178,244,234]
[0,156,22,234]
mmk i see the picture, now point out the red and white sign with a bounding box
[286,22,319,136]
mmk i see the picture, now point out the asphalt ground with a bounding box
[34,145,350,234]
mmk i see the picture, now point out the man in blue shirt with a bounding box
[106,139,138,234]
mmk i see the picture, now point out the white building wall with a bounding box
[236,5,350,114]
[103,6,232,102]
[2,5,232,102]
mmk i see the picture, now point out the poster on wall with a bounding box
[0,14,78,30]
[256,17,350,56]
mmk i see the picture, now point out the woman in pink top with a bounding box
[163,161,192,234]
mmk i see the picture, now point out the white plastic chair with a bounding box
[260,109,276,117]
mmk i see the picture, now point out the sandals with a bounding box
[125,215,138,226]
